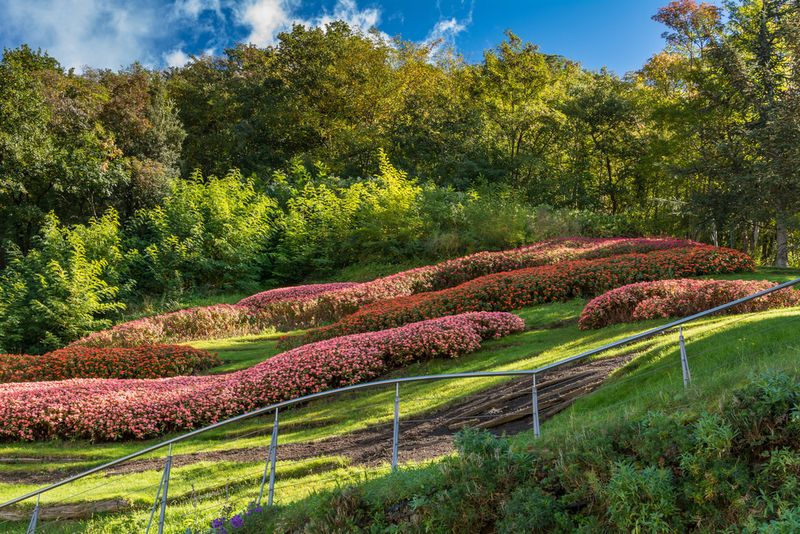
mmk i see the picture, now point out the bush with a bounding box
[236,371,800,532]
[262,237,700,331]
[0,312,523,441]
[72,237,697,347]
[578,279,800,329]
[292,246,755,345]
[0,345,220,382]
[0,213,125,354]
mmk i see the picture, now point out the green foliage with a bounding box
[128,170,279,295]
[605,462,678,532]
[0,213,124,353]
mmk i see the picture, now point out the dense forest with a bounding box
[1,0,799,353]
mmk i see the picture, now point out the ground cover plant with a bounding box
[71,304,264,348]
[0,312,523,441]
[579,278,800,329]
[266,237,698,328]
[292,245,754,346]
[68,237,696,348]
[0,345,220,382]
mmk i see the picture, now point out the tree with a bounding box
[710,0,800,266]
[0,47,127,261]
[476,32,573,190]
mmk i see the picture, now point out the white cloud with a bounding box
[238,0,293,47]
[0,0,464,70]
[164,48,191,67]
[0,0,163,71]
[173,0,221,19]
[423,12,471,56]
[238,0,385,47]
[304,0,380,33]
[426,18,466,42]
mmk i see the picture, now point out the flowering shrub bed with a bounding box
[578,279,800,329]
[291,246,754,346]
[269,237,698,327]
[0,312,523,441]
[236,282,360,310]
[0,345,220,382]
[71,238,695,347]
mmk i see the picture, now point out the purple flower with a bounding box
[230,514,245,528]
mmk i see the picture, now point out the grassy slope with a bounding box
[1,268,798,532]
[262,309,800,532]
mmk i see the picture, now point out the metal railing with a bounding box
[2,276,799,532]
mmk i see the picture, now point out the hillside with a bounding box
[0,261,797,533]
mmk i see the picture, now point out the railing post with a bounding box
[146,444,173,534]
[532,374,541,438]
[267,408,279,506]
[392,383,400,470]
[679,327,692,389]
[25,495,39,534]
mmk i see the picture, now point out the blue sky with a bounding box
[0,0,704,74]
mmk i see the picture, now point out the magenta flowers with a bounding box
[71,238,697,347]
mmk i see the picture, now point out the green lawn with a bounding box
[1,267,798,532]
[189,333,286,373]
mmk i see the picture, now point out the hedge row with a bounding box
[72,238,696,347]
[236,282,359,310]
[0,345,220,382]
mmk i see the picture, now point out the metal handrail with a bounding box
[2,276,799,510]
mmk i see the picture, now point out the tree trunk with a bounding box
[752,222,760,257]
[775,210,789,268]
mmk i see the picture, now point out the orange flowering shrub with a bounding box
[71,238,697,347]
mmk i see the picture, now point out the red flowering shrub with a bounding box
[291,246,755,346]
[578,279,800,329]
[0,312,523,441]
[237,282,360,310]
[0,345,220,382]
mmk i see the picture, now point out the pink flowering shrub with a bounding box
[237,282,360,310]
[306,237,697,320]
[251,237,699,329]
[71,238,695,347]
[0,312,523,441]
[579,279,800,329]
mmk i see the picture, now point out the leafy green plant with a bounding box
[0,213,125,353]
